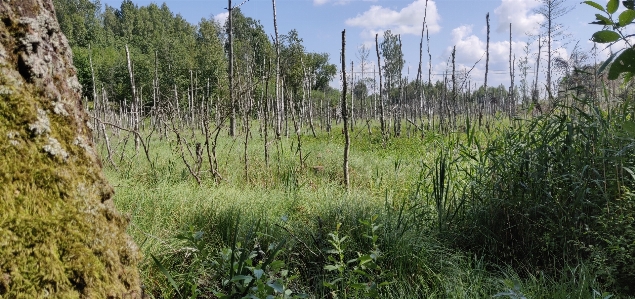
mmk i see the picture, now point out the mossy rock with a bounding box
[0,1,141,297]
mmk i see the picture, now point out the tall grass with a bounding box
[100,111,631,297]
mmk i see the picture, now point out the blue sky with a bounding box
[99,0,612,88]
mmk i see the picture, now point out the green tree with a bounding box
[306,52,337,91]
[380,30,405,95]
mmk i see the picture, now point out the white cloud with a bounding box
[314,0,377,6]
[345,0,441,38]
[494,0,544,35]
[213,12,229,25]
[435,25,539,85]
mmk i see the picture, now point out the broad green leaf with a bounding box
[269,260,285,270]
[353,269,371,278]
[598,50,620,74]
[619,9,635,26]
[608,48,635,79]
[592,30,621,43]
[624,0,635,9]
[358,254,373,264]
[267,281,285,293]
[594,14,614,25]
[324,264,340,271]
[608,0,619,13]
[253,268,264,279]
[584,0,606,12]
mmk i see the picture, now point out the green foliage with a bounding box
[323,217,390,298]
[379,30,405,92]
[585,0,635,81]
[151,222,306,298]
[445,97,635,295]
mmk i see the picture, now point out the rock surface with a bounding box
[0,0,142,297]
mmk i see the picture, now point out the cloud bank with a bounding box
[345,0,441,38]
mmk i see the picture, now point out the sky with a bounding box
[98,0,619,88]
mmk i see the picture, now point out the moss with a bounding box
[0,1,141,297]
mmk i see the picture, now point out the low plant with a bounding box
[322,215,390,298]
[152,218,307,298]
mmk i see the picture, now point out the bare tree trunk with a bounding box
[228,0,236,137]
[272,0,281,139]
[533,35,543,114]
[125,44,140,152]
[341,30,350,189]
[375,34,386,141]
[350,60,355,131]
[482,13,490,128]
[509,23,515,118]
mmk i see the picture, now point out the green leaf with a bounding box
[619,9,635,26]
[323,281,335,288]
[598,50,621,74]
[608,48,635,79]
[353,269,371,278]
[594,14,615,25]
[584,0,606,12]
[357,254,373,264]
[623,71,634,83]
[624,1,635,9]
[324,265,340,271]
[350,283,368,290]
[151,255,182,297]
[253,268,264,280]
[267,281,285,293]
[269,260,285,270]
[231,274,253,283]
[608,0,619,13]
[592,30,621,43]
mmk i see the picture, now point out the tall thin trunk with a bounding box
[228,0,236,137]
[375,34,385,140]
[482,13,490,128]
[350,60,354,131]
[533,35,543,114]
[272,0,281,138]
[125,44,139,152]
[509,23,515,118]
[341,30,350,189]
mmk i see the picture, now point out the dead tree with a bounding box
[341,30,350,189]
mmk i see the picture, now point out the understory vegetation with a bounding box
[51,0,635,297]
[103,97,634,298]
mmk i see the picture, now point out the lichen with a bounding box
[53,98,68,116]
[28,108,51,135]
[43,136,68,160]
[7,130,20,146]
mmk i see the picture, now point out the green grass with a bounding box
[100,115,628,298]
